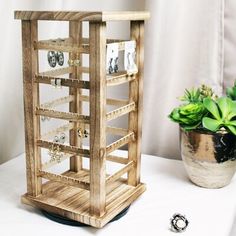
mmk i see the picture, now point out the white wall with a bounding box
[0,0,145,164]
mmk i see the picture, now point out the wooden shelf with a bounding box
[21,170,146,228]
[15,11,150,22]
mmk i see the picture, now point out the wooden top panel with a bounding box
[14,11,150,21]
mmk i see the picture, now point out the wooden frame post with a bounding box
[89,22,107,217]
[128,21,145,186]
[22,20,42,196]
[69,21,83,172]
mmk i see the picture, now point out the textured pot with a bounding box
[180,128,236,188]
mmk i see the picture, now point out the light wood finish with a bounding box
[106,161,134,185]
[18,10,148,228]
[15,11,150,22]
[106,155,129,164]
[40,95,74,109]
[22,20,42,197]
[38,170,90,190]
[21,170,146,228]
[35,39,89,53]
[34,75,90,89]
[37,140,90,157]
[128,21,145,186]
[39,67,73,77]
[106,102,135,121]
[36,108,90,123]
[106,71,137,86]
[69,21,83,172]
[89,22,107,217]
[106,132,135,155]
[80,95,129,107]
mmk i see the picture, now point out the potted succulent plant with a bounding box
[169,84,236,188]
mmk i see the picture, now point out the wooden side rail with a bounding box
[38,170,90,190]
[39,67,73,77]
[106,72,137,86]
[38,67,89,77]
[106,102,135,121]
[34,75,90,89]
[36,108,90,123]
[106,161,134,184]
[35,39,89,54]
[80,95,129,107]
[106,155,129,164]
[41,95,74,109]
[37,140,90,157]
[106,132,135,154]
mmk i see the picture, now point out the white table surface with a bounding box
[1,151,236,236]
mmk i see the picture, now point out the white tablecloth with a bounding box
[0,151,236,236]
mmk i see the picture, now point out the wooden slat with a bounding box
[37,140,90,157]
[34,75,90,89]
[36,108,90,123]
[38,170,90,190]
[39,67,73,77]
[106,132,135,155]
[80,95,128,107]
[106,155,129,164]
[128,21,145,186]
[106,72,137,86]
[35,39,89,53]
[89,22,107,217]
[41,95,74,109]
[106,161,134,185]
[69,21,83,172]
[106,126,128,136]
[106,102,135,121]
[41,123,74,140]
[21,20,42,197]
[15,11,150,22]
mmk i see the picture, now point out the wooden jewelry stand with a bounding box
[15,11,150,228]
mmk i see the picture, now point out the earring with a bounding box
[59,133,66,144]
[47,51,57,67]
[108,58,113,74]
[51,78,62,89]
[114,57,118,73]
[41,116,50,122]
[78,128,89,138]
[48,144,63,163]
[56,51,64,66]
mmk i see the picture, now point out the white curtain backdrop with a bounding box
[143,0,224,159]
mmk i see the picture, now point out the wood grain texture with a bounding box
[128,21,145,186]
[34,75,90,89]
[69,21,83,172]
[22,20,42,197]
[106,71,137,86]
[15,11,150,22]
[89,22,107,217]
[36,108,90,123]
[21,170,146,228]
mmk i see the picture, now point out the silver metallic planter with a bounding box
[180,128,236,188]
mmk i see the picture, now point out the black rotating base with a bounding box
[41,206,130,227]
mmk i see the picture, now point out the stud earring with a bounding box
[78,128,89,138]
[56,51,64,66]
[47,51,57,68]
[51,78,62,89]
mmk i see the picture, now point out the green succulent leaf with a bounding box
[216,97,232,119]
[227,125,236,135]
[202,117,222,132]
[203,98,221,120]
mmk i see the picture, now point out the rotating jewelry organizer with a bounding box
[15,11,150,228]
